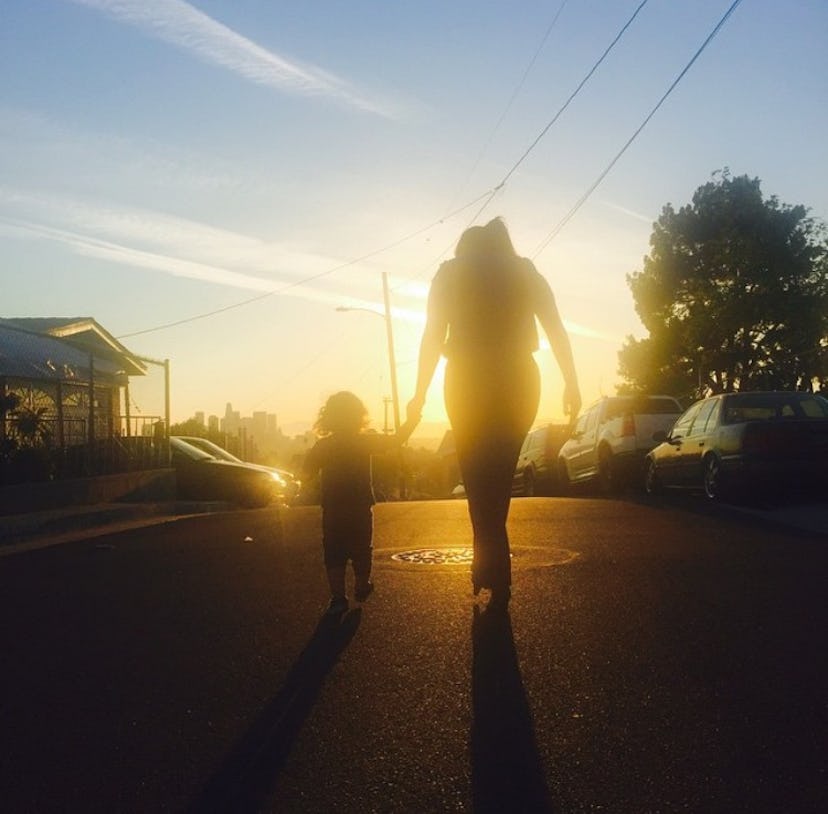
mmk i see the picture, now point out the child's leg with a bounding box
[352,508,374,600]
[322,510,348,600]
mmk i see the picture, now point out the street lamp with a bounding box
[336,272,407,498]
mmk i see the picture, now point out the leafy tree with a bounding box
[618,171,827,399]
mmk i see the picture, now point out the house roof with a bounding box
[0,317,146,377]
[0,320,135,384]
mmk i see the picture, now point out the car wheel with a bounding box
[598,447,617,493]
[644,458,662,496]
[703,454,723,500]
[523,469,536,497]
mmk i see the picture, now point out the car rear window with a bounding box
[605,397,681,420]
[723,394,828,422]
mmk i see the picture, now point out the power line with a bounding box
[116,190,493,339]
[467,0,649,226]
[118,4,650,339]
[410,0,648,286]
[442,0,570,219]
[532,0,744,258]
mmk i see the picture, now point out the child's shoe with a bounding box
[326,596,349,616]
[354,582,374,602]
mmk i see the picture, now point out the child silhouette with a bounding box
[303,391,418,615]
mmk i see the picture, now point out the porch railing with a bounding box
[1,415,169,485]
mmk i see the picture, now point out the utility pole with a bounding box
[382,272,406,499]
[382,272,401,433]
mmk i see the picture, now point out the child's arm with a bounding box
[394,415,419,446]
[366,415,420,455]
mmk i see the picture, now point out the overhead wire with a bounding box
[116,190,493,339]
[119,2,650,339]
[119,0,739,357]
[441,0,570,220]
[532,0,744,258]
[406,0,648,286]
[466,0,649,227]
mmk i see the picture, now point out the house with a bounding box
[0,317,168,490]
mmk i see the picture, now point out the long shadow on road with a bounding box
[472,605,555,813]
[189,608,362,813]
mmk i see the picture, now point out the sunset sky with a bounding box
[2,0,826,440]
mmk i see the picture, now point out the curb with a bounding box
[0,501,231,549]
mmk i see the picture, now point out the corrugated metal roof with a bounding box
[0,323,123,382]
[0,317,146,376]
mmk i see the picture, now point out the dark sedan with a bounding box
[644,391,828,502]
[169,437,279,508]
[173,435,300,502]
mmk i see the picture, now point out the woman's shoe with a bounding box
[326,596,349,616]
[487,587,511,613]
[354,582,374,602]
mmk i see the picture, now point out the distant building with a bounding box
[221,402,240,435]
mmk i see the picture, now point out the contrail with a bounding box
[68,0,401,118]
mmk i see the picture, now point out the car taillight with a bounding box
[621,413,635,437]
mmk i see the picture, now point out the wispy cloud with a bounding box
[69,0,403,118]
[0,185,613,339]
[0,187,428,323]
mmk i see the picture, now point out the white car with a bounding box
[558,395,683,492]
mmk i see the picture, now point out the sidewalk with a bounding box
[0,500,231,556]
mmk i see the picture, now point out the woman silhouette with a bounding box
[407,218,581,610]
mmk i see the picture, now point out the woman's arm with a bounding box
[533,272,581,421]
[407,275,448,421]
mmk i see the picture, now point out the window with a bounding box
[689,399,718,436]
[671,402,703,439]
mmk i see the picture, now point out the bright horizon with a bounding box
[2,1,826,441]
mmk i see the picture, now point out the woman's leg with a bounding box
[445,357,540,594]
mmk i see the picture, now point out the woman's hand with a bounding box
[563,383,581,424]
[406,396,424,424]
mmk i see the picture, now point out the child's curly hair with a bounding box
[314,391,370,436]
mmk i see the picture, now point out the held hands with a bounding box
[406,395,424,426]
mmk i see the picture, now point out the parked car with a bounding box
[558,395,684,492]
[169,437,280,508]
[173,435,300,502]
[644,391,828,502]
[512,423,571,496]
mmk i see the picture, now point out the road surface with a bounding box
[1,496,825,812]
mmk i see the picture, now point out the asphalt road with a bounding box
[1,497,826,813]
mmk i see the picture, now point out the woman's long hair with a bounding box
[455,217,517,261]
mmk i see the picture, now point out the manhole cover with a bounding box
[391,547,473,565]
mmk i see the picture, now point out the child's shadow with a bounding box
[190,609,361,813]
[471,605,555,813]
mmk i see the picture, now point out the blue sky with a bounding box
[2,0,826,438]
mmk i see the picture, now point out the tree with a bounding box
[618,171,828,399]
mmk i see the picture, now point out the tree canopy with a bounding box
[618,171,827,399]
